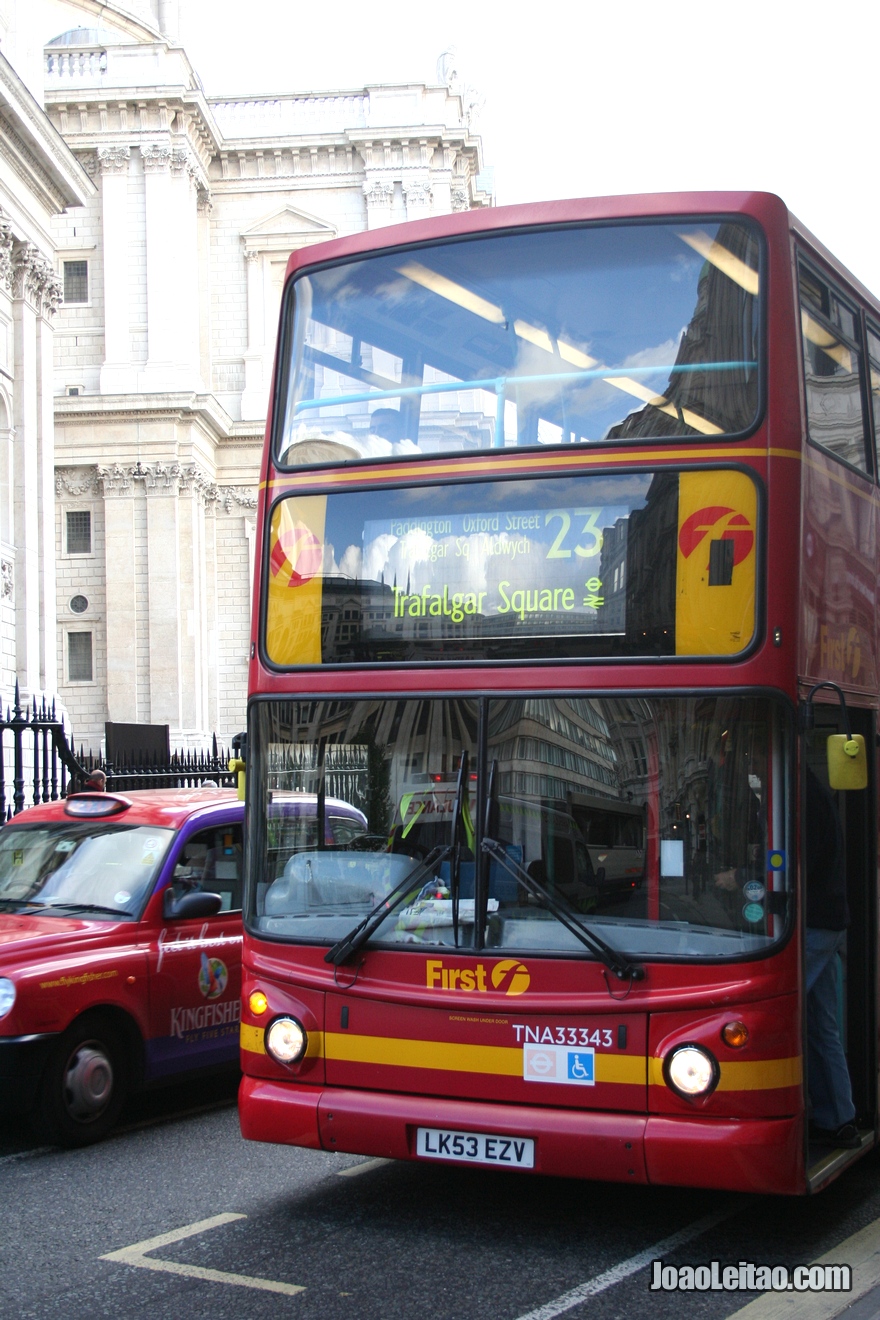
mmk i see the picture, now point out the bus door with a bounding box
[805,706,877,1151]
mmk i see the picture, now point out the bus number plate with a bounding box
[416,1126,535,1168]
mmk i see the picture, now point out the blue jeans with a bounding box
[805,927,856,1130]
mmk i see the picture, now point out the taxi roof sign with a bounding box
[64,793,132,818]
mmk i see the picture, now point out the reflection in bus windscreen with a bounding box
[276,220,761,467]
[264,469,758,664]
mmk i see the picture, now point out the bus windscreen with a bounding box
[275,220,761,466]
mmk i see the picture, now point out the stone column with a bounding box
[240,248,265,421]
[141,142,175,388]
[144,466,182,727]
[11,244,42,692]
[97,145,134,394]
[36,270,62,694]
[171,146,202,387]
[100,466,140,722]
[141,142,203,393]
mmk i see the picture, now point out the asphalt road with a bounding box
[4,1085,880,1320]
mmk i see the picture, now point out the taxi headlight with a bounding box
[0,977,15,1019]
[265,1015,307,1065]
[664,1044,719,1099]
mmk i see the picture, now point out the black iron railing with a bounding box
[0,682,235,819]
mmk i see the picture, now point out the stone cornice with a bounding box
[54,391,235,440]
[0,51,94,211]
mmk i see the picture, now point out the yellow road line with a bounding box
[726,1213,880,1319]
[100,1212,305,1297]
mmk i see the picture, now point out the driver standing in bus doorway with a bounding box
[804,768,859,1148]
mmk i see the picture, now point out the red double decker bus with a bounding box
[239,191,880,1194]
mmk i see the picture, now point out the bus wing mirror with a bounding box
[827,734,868,791]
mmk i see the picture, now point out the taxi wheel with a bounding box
[37,1016,128,1148]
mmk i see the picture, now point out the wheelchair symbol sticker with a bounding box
[567,1052,595,1083]
[523,1043,595,1086]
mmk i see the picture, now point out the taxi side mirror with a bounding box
[163,889,223,920]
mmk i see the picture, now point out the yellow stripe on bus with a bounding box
[648,1055,802,1091]
[262,447,803,492]
[240,1023,266,1054]
[239,1024,326,1059]
[324,1032,645,1084]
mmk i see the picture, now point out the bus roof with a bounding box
[283,190,789,278]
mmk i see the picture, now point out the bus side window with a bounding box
[799,262,871,475]
[867,323,880,476]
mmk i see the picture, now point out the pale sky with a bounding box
[179,0,880,297]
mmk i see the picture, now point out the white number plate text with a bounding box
[416,1126,535,1168]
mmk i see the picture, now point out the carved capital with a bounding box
[97,145,131,175]
[141,143,172,173]
[171,146,199,191]
[451,186,469,213]
[0,210,13,294]
[178,464,218,503]
[0,559,13,603]
[363,179,393,207]
[97,462,132,495]
[12,243,61,315]
[55,467,99,498]
[404,180,433,208]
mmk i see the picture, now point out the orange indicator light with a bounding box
[249,991,269,1016]
[721,1021,749,1048]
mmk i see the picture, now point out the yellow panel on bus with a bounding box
[675,471,757,655]
[265,496,327,665]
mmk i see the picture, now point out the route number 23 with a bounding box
[545,509,604,558]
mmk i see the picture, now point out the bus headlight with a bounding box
[265,1016,307,1065]
[664,1044,719,1099]
[0,977,15,1019]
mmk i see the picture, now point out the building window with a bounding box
[69,594,89,615]
[66,510,91,555]
[68,632,93,682]
[63,260,89,305]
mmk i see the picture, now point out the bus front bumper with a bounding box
[239,1076,803,1193]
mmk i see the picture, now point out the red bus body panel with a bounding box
[243,191,880,1193]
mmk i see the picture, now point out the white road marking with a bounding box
[100,1211,304,1297]
[513,1203,741,1320]
[337,1157,392,1177]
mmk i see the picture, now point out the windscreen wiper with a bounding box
[481,838,645,981]
[26,900,134,919]
[325,845,449,966]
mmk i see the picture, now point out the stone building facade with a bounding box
[35,0,490,751]
[0,6,93,722]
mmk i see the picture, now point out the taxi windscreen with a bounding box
[0,823,175,919]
